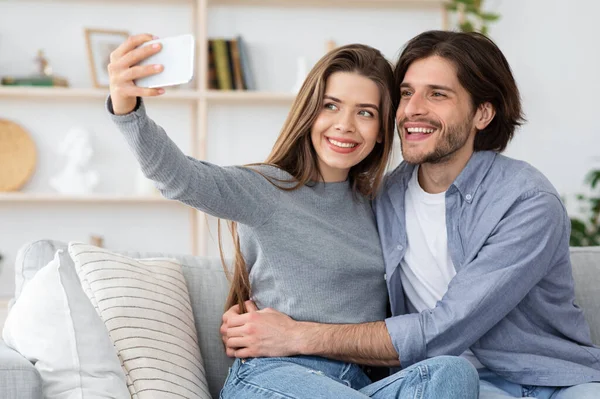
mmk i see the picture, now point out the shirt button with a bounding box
[384,273,387,281]
[465,194,472,201]
[397,245,403,251]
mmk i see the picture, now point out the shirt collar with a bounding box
[451,150,497,202]
[389,150,497,204]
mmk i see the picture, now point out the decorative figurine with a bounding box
[35,50,53,77]
[50,127,99,195]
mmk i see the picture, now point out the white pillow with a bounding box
[2,249,130,399]
[68,242,210,399]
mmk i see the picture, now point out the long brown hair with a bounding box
[394,30,525,152]
[220,44,398,313]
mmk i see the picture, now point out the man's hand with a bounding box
[220,301,303,358]
[220,302,254,357]
[220,301,399,366]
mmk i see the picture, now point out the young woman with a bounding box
[107,34,478,399]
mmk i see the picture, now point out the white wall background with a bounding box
[492,0,600,199]
[0,0,598,297]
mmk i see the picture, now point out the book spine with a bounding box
[212,39,233,90]
[229,39,246,90]
[225,40,238,90]
[207,40,220,90]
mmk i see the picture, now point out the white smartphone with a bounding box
[134,34,195,88]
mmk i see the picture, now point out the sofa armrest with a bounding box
[0,340,42,399]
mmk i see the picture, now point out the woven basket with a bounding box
[0,119,37,191]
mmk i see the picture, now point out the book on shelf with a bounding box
[236,35,255,91]
[208,36,255,91]
[230,39,245,90]
[207,40,220,90]
[1,75,69,87]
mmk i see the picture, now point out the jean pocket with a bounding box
[233,357,258,379]
[240,357,257,366]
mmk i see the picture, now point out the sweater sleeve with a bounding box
[107,96,279,227]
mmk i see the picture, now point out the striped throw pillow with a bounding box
[68,242,210,399]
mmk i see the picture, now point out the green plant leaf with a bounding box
[590,198,600,213]
[460,21,475,32]
[585,169,600,189]
[570,227,587,246]
[571,218,588,232]
[481,12,501,21]
[570,234,583,247]
[481,26,489,35]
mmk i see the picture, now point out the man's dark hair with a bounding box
[395,30,525,152]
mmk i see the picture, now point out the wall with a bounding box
[492,0,600,203]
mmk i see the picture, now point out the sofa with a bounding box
[1,240,599,399]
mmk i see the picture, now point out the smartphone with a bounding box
[134,34,195,88]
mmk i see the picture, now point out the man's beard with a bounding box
[398,117,473,165]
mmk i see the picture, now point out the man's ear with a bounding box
[475,102,495,131]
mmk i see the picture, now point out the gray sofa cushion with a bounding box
[570,246,600,345]
[0,340,42,399]
[14,240,232,399]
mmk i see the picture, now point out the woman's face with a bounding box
[310,72,381,182]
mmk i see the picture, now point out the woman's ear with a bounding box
[475,102,496,131]
[376,131,383,144]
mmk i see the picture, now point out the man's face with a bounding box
[396,56,477,165]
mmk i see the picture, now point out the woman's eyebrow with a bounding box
[324,95,379,111]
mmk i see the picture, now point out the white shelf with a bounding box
[19,0,195,3]
[210,0,447,8]
[0,193,178,204]
[0,86,298,104]
[205,90,296,104]
[0,86,198,101]
[17,0,445,6]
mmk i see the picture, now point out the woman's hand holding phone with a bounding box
[107,33,165,115]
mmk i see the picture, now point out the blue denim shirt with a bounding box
[374,151,600,386]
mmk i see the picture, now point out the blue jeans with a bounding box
[479,368,600,398]
[220,355,479,398]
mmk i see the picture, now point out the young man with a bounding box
[221,31,600,398]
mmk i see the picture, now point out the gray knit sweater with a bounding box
[108,98,387,324]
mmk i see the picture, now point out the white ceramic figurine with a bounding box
[50,127,99,195]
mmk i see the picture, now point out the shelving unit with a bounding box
[1,0,449,258]
[210,0,446,9]
[0,193,179,204]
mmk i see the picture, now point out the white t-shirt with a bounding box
[401,166,484,369]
